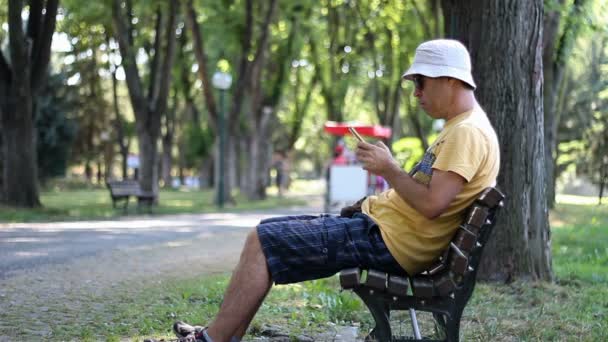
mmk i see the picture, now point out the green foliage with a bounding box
[391,133,436,171]
[182,123,215,168]
[36,73,79,181]
[556,30,608,188]
[392,136,425,171]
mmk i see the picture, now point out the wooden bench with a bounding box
[106,180,156,213]
[339,187,505,342]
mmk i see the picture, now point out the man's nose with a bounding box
[413,88,422,98]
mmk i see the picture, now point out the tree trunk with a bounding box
[161,135,172,187]
[161,90,177,188]
[1,99,40,207]
[108,32,130,180]
[442,0,553,281]
[137,127,159,193]
[1,0,58,207]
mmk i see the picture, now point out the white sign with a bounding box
[127,154,140,169]
[329,166,368,202]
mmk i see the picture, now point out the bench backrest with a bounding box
[410,187,505,298]
[106,180,141,196]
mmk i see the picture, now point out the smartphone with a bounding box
[348,127,364,142]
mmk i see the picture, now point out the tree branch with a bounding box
[126,0,135,45]
[184,0,217,127]
[0,51,12,85]
[152,0,178,118]
[411,0,432,39]
[8,0,27,77]
[26,0,43,41]
[111,0,145,115]
[147,7,163,106]
[30,0,59,94]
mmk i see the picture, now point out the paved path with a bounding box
[0,204,321,279]
[0,200,326,341]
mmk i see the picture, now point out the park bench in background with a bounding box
[340,187,505,342]
[106,180,156,213]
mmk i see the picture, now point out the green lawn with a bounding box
[43,195,606,342]
[2,191,606,341]
[0,186,307,223]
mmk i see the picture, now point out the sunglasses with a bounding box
[413,74,425,91]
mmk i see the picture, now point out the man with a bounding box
[162,39,500,342]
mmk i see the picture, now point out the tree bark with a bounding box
[0,0,58,207]
[183,0,218,129]
[442,0,553,281]
[106,33,131,180]
[161,89,177,188]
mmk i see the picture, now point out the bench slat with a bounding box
[387,275,409,296]
[365,269,388,291]
[339,267,362,289]
[465,205,488,228]
[476,187,505,208]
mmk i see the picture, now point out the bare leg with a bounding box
[206,229,272,342]
[231,285,270,339]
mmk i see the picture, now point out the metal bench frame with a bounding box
[340,187,505,342]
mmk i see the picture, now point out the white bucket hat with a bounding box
[402,39,476,90]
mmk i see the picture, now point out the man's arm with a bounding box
[355,141,465,219]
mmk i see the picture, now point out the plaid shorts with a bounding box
[257,213,406,284]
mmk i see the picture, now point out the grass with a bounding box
[0,184,309,223]
[2,191,607,341]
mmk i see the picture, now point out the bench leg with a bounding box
[445,312,461,342]
[355,289,392,341]
[409,309,421,340]
[433,313,447,340]
[432,311,461,342]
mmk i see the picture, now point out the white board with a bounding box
[329,165,368,202]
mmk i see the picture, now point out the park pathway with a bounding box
[0,194,330,341]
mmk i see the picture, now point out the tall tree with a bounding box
[111,0,178,196]
[106,33,132,180]
[185,0,277,202]
[543,0,589,208]
[309,0,362,123]
[442,0,553,281]
[0,0,59,207]
[242,1,305,200]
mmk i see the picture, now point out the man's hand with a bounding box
[355,140,466,220]
[354,141,401,177]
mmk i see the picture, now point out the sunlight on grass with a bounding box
[162,199,196,207]
[556,193,606,205]
[0,183,311,222]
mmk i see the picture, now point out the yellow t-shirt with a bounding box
[361,106,500,275]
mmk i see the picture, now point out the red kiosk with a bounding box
[323,122,392,212]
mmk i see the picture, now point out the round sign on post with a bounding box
[212,72,232,90]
